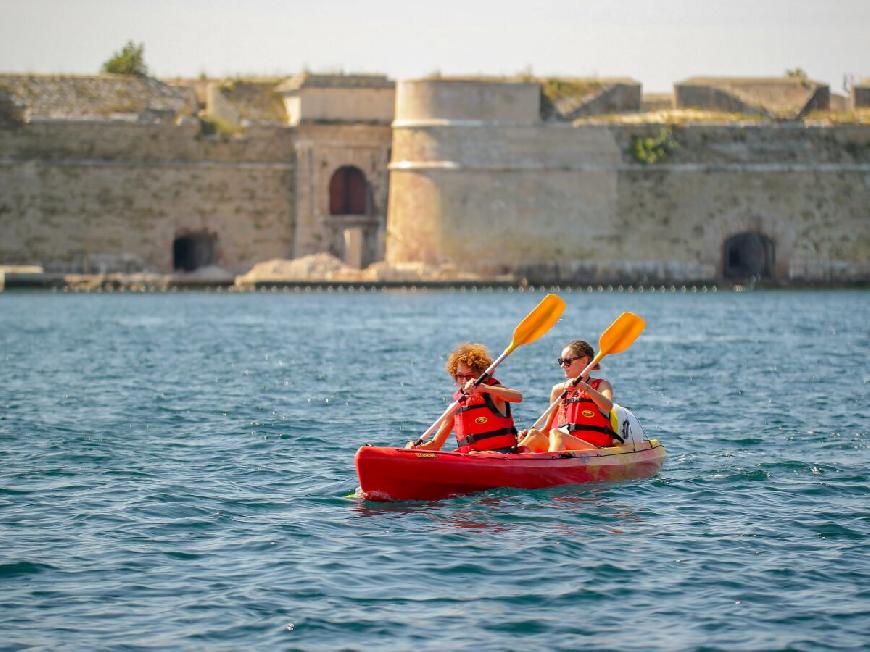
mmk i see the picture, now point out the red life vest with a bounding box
[452,377,518,454]
[555,377,622,447]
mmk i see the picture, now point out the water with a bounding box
[1,289,867,651]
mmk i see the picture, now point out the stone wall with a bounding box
[0,120,296,273]
[3,74,869,285]
[387,79,870,285]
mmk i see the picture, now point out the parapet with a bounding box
[540,77,641,120]
[276,72,395,125]
[395,77,540,125]
[0,74,198,122]
[205,78,288,126]
[674,76,830,119]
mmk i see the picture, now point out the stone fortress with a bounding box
[1,71,868,287]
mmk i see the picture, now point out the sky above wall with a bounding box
[1,0,867,93]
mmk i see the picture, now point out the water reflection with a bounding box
[349,483,644,537]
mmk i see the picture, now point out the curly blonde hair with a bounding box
[446,342,492,377]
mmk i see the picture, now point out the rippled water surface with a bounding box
[1,289,868,650]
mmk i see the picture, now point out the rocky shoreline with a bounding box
[2,254,866,293]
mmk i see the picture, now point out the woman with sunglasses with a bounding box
[407,343,523,454]
[518,340,619,452]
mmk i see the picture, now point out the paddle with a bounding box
[411,293,566,446]
[528,311,646,431]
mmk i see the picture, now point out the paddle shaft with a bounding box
[413,347,511,446]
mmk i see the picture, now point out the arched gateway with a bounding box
[173,232,217,272]
[326,165,378,268]
[329,165,369,215]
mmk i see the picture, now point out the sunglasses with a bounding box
[557,356,583,367]
[454,372,476,381]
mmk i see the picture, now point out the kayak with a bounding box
[354,439,666,501]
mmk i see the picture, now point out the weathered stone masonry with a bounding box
[1,73,869,285]
[0,119,297,273]
[386,79,870,285]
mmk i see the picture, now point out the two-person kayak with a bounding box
[354,439,666,501]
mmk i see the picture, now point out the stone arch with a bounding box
[329,165,370,215]
[703,212,795,283]
[324,165,380,268]
[173,231,217,272]
[722,232,775,279]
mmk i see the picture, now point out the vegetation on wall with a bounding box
[101,41,149,77]
[199,115,241,137]
[631,127,678,164]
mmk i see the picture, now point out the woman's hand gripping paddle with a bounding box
[528,311,646,431]
[412,293,566,446]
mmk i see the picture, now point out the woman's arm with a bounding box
[577,379,613,414]
[408,416,453,451]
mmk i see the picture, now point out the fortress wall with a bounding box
[612,165,869,283]
[611,125,870,283]
[0,120,296,273]
[387,79,870,284]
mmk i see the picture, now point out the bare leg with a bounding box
[518,428,549,453]
[548,428,598,452]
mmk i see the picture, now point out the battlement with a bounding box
[675,76,829,120]
[276,73,395,125]
[0,74,197,122]
[202,78,288,128]
[278,73,394,90]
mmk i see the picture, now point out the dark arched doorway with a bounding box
[326,165,377,268]
[723,232,775,280]
[173,232,217,272]
[329,165,369,215]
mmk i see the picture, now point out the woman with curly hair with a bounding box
[407,343,523,454]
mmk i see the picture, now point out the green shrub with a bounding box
[631,127,678,164]
[199,115,241,137]
[101,41,148,77]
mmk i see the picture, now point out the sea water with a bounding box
[1,289,867,650]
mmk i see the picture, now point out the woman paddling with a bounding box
[518,339,620,452]
[407,343,523,454]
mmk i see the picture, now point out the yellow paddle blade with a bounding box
[507,293,566,353]
[598,311,646,356]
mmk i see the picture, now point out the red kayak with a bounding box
[354,440,666,501]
